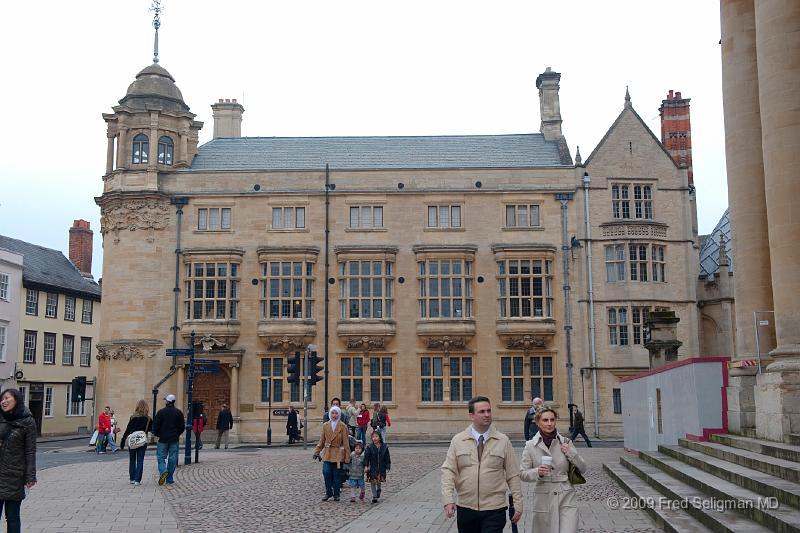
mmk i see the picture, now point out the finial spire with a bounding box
[575,145,582,165]
[624,85,632,109]
[718,234,729,267]
[150,0,163,64]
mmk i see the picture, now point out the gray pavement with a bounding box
[20,445,660,533]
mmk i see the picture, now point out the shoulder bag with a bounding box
[558,434,586,485]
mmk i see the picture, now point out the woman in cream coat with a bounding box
[520,407,586,533]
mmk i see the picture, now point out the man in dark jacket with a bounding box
[569,408,592,447]
[523,397,544,440]
[215,404,234,449]
[153,394,185,485]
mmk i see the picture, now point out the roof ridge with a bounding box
[211,133,545,141]
[0,234,64,255]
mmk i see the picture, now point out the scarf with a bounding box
[329,406,341,431]
[540,429,557,449]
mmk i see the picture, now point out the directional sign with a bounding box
[194,366,219,374]
[272,409,292,416]
[194,358,220,364]
[166,348,194,356]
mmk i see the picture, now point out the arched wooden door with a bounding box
[191,368,231,430]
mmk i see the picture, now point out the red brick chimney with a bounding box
[659,90,693,185]
[69,219,93,277]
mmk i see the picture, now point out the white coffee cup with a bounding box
[541,456,553,474]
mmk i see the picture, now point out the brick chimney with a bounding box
[211,98,245,139]
[659,90,693,185]
[69,219,93,277]
[536,67,563,141]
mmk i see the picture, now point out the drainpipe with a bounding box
[324,165,331,406]
[582,173,600,437]
[556,193,575,414]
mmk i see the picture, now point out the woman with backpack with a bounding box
[120,399,153,486]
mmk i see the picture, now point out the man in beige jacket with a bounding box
[441,396,523,532]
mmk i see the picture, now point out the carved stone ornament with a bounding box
[198,334,228,352]
[96,339,163,361]
[346,336,385,354]
[506,335,548,355]
[100,198,170,244]
[426,336,467,355]
[266,335,306,354]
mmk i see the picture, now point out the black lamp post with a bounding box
[184,331,196,465]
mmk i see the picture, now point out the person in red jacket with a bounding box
[356,403,370,444]
[192,405,207,450]
[96,406,111,454]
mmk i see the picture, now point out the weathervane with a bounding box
[150,0,163,64]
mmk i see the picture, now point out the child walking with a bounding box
[348,441,366,502]
[364,430,391,504]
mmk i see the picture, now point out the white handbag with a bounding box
[127,430,148,449]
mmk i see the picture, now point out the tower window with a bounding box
[158,136,174,165]
[132,134,149,164]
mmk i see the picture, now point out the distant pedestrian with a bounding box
[364,430,390,504]
[380,406,391,443]
[96,406,111,454]
[345,399,359,437]
[370,403,386,441]
[348,441,366,502]
[441,396,523,532]
[524,397,544,440]
[215,403,234,449]
[192,404,207,450]
[0,388,37,533]
[120,399,153,485]
[323,398,346,423]
[569,408,592,447]
[153,394,185,486]
[107,409,120,452]
[520,407,587,533]
[313,405,351,501]
[287,405,303,444]
[356,403,370,444]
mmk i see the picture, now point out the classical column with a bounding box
[106,134,115,175]
[229,363,240,438]
[116,127,128,170]
[753,0,800,441]
[720,0,770,433]
[148,112,159,171]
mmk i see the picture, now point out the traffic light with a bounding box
[287,352,301,384]
[309,351,324,385]
[71,376,87,402]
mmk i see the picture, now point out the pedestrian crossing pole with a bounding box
[303,344,316,450]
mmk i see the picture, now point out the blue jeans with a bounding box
[0,499,21,533]
[129,446,147,482]
[156,441,179,483]
[95,431,109,453]
[356,427,367,445]
[322,461,343,498]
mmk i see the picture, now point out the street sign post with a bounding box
[272,409,291,416]
[194,358,220,364]
[184,332,195,466]
[194,366,219,374]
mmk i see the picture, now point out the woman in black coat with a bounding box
[0,388,37,533]
[286,405,302,444]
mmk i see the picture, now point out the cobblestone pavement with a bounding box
[20,444,661,533]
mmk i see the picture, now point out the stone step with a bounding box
[787,434,800,447]
[604,461,716,533]
[618,455,773,533]
[710,433,800,464]
[679,438,800,484]
[638,450,800,533]
[741,428,757,439]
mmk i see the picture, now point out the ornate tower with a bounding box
[95,5,203,415]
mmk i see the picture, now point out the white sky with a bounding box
[0,1,727,279]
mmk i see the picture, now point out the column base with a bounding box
[727,374,757,433]
[766,344,800,372]
[755,370,800,441]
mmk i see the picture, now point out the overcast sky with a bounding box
[0,1,727,279]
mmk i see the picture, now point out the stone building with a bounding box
[720,0,800,442]
[0,222,101,436]
[96,49,702,440]
[0,249,24,390]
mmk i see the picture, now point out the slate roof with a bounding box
[189,134,572,171]
[0,235,101,300]
[699,209,733,277]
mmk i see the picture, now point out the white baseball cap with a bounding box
[164,394,176,402]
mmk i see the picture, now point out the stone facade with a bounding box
[720,0,800,442]
[96,59,702,441]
